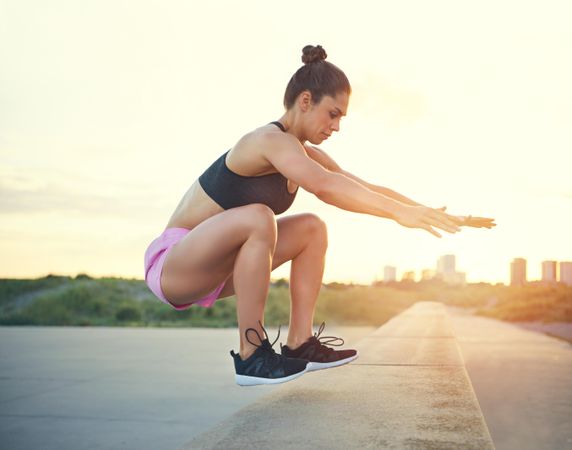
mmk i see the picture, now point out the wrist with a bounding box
[385,201,407,220]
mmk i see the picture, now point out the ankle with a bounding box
[239,346,257,361]
[286,335,311,350]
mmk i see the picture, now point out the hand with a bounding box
[455,215,497,229]
[435,206,464,226]
[435,206,496,229]
[394,205,462,238]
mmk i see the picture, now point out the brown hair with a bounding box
[283,45,351,109]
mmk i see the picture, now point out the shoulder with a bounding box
[226,124,306,175]
[242,124,308,161]
[257,124,303,147]
[235,124,301,151]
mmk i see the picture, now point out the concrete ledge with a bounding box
[178,302,495,449]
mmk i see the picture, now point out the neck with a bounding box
[277,111,306,144]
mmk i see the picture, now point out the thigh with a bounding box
[216,213,327,299]
[161,204,276,305]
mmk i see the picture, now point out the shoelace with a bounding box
[309,322,344,354]
[244,320,282,369]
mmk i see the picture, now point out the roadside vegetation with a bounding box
[0,275,570,328]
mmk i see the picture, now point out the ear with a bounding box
[297,90,313,112]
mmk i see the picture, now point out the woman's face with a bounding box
[304,91,349,145]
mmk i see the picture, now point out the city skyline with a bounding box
[379,255,572,286]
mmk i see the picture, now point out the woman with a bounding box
[144,45,496,387]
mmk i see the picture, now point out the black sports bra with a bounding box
[198,121,298,215]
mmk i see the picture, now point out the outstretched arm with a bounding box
[340,171,423,207]
[338,171,497,228]
[304,144,425,206]
[304,144,496,229]
[262,135,461,238]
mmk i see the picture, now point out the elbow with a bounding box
[313,173,338,202]
[315,188,330,203]
[313,181,327,199]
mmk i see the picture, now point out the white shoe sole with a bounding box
[235,366,309,387]
[307,352,359,372]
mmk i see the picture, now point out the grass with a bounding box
[0,275,570,327]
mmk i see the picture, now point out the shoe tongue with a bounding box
[308,336,320,345]
[256,339,279,362]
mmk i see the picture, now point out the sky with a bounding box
[1,0,571,284]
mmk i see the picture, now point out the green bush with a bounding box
[115,304,142,322]
[476,284,572,322]
[75,273,93,280]
[0,275,71,310]
[1,275,570,327]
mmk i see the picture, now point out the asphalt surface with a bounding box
[447,306,572,450]
[1,309,571,450]
[180,302,494,450]
[0,325,373,450]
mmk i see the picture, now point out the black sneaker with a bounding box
[280,322,358,371]
[230,321,309,386]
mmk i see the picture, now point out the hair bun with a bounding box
[301,45,327,64]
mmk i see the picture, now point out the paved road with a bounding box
[0,325,373,450]
[2,311,571,450]
[447,307,572,450]
[180,302,495,450]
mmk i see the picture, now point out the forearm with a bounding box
[316,173,406,219]
[338,168,424,206]
[338,169,424,207]
[367,185,424,207]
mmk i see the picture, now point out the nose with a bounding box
[331,119,340,132]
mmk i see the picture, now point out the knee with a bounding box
[241,203,277,241]
[301,213,328,250]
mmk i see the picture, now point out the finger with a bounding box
[427,214,457,231]
[423,217,458,234]
[448,215,464,226]
[471,218,493,224]
[465,219,497,229]
[474,218,495,225]
[432,211,462,229]
[426,213,461,232]
[471,217,496,224]
[440,212,463,226]
[432,220,458,234]
[421,224,441,238]
[474,217,495,221]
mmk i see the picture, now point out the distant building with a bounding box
[442,271,467,286]
[437,255,456,275]
[421,269,435,281]
[511,258,527,286]
[384,266,397,283]
[541,261,558,283]
[436,255,465,285]
[560,262,572,286]
[402,271,416,282]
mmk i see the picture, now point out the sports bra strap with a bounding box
[269,121,286,132]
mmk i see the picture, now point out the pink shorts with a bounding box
[143,227,227,310]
